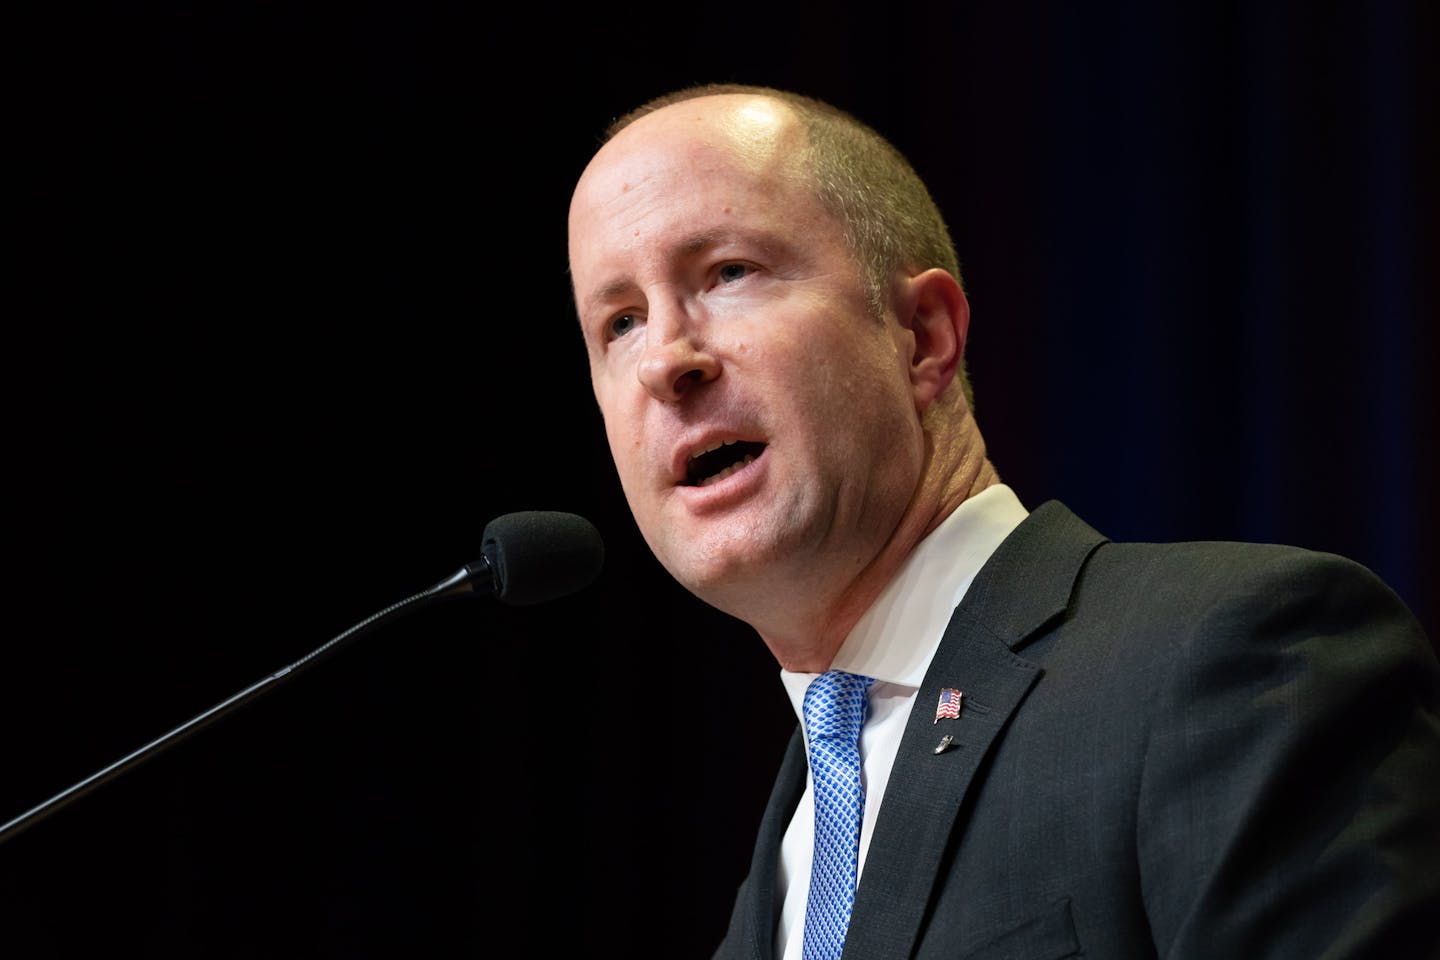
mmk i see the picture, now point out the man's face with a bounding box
[567,96,927,617]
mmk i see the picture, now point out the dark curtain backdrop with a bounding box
[8,3,1436,957]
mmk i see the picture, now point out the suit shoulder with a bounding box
[1084,538,1403,613]
[1068,537,1433,664]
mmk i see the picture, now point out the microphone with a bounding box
[469,510,606,605]
[0,511,603,845]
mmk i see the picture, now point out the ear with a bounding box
[898,268,969,414]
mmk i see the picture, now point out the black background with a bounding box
[7,3,1437,957]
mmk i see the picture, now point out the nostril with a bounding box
[638,341,720,401]
[670,366,714,397]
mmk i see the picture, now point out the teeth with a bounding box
[689,438,738,462]
[697,453,756,487]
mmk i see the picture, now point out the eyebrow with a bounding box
[580,229,754,317]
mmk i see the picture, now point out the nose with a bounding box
[636,307,721,402]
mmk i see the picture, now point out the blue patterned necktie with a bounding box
[802,669,876,960]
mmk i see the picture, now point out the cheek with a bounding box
[593,393,638,473]
[602,420,641,475]
[599,423,659,518]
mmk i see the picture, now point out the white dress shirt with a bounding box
[774,483,1029,960]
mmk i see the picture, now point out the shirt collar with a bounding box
[781,483,1029,697]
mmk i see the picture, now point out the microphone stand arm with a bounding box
[0,558,492,846]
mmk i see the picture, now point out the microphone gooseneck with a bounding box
[0,511,603,846]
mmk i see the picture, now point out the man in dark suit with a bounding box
[566,82,1440,958]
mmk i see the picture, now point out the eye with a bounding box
[716,262,751,284]
[606,312,641,342]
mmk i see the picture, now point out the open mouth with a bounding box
[684,439,766,487]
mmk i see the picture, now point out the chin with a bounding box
[658,521,809,604]
[663,546,759,599]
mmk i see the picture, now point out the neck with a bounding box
[756,411,998,673]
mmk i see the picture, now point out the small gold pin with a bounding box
[933,734,955,755]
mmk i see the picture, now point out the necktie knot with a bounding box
[803,669,874,743]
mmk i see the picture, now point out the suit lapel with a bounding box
[727,731,808,960]
[841,501,1107,959]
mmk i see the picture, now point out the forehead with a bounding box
[580,94,805,196]
[567,96,829,270]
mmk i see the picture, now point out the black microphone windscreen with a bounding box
[480,511,605,605]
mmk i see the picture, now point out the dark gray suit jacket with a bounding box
[714,501,1440,959]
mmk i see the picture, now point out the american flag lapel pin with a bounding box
[934,687,963,724]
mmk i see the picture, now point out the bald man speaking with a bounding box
[566,83,1440,960]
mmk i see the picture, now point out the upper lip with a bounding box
[670,430,766,485]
